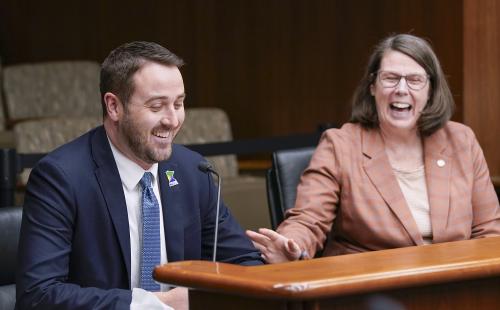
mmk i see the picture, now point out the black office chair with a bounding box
[266,147,315,229]
[0,206,23,310]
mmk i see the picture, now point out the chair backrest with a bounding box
[14,116,102,184]
[14,117,102,153]
[175,107,238,178]
[266,147,315,229]
[3,61,101,120]
[0,206,23,310]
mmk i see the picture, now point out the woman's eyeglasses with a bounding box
[375,71,429,91]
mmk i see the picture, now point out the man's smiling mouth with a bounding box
[152,131,170,139]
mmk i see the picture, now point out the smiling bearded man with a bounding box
[16,41,263,310]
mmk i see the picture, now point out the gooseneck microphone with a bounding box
[198,161,222,262]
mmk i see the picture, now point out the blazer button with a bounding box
[437,159,446,167]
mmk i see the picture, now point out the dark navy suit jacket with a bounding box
[16,126,263,309]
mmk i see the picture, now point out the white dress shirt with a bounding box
[108,139,172,310]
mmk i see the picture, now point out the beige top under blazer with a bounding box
[278,122,500,257]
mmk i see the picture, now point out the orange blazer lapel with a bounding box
[423,129,452,243]
[362,128,423,246]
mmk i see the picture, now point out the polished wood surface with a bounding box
[186,277,500,310]
[154,236,500,300]
[463,0,500,176]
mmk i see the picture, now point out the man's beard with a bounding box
[120,112,173,164]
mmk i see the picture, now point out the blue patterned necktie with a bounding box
[139,172,161,291]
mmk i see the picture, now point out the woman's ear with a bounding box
[103,93,122,121]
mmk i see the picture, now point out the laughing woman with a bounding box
[247,34,500,263]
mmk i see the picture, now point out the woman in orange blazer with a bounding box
[247,34,500,263]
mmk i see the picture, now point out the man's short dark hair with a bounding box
[350,34,454,137]
[100,41,184,116]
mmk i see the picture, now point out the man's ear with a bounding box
[103,93,122,121]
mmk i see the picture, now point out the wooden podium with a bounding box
[154,237,500,309]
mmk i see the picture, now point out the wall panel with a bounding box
[0,0,463,140]
[463,0,500,176]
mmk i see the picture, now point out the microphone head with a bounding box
[198,161,213,173]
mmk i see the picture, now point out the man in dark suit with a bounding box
[16,41,263,310]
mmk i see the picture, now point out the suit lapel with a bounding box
[158,159,184,262]
[362,128,422,245]
[423,129,451,243]
[91,126,132,286]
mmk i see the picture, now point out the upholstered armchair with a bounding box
[2,61,101,120]
[176,108,238,178]
[2,60,102,189]
[266,147,315,229]
[13,117,102,184]
[176,108,270,230]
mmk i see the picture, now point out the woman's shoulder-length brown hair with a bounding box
[350,34,454,137]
